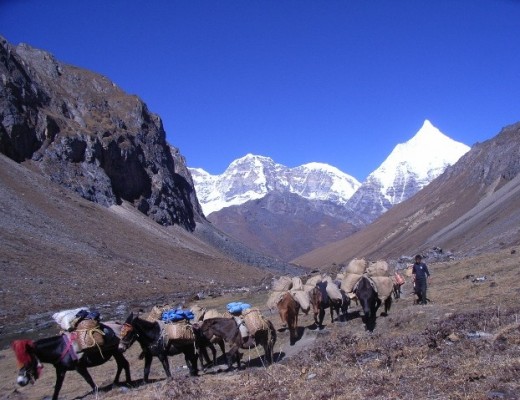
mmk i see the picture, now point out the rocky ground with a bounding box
[1,248,519,400]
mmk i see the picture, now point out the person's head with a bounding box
[415,254,422,263]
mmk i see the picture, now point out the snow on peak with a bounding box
[370,120,470,203]
[190,156,361,215]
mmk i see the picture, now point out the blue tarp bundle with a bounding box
[161,309,195,323]
[226,302,251,314]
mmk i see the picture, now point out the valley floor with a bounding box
[1,248,519,400]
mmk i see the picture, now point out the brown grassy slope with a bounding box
[0,153,268,326]
[294,123,520,269]
[1,248,518,400]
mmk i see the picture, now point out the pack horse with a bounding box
[12,325,131,400]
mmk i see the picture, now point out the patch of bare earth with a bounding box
[1,248,519,400]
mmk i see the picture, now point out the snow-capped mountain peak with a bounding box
[346,120,471,224]
[190,155,361,215]
[371,120,470,197]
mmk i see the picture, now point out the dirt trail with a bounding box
[0,285,423,400]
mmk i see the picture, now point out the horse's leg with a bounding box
[157,353,172,379]
[216,338,225,365]
[384,297,392,315]
[226,343,239,370]
[51,368,67,400]
[143,352,154,383]
[329,303,335,323]
[112,351,131,385]
[75,365,98,395]
[198,344,210,370]
[183,346,199,377]
[207,343,216,366]
[318,307,326,329]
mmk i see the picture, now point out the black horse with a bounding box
[310,281,350,329]
[118,313,198,382]
[353,275,391,331]
[12,325,131,400]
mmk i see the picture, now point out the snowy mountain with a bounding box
[190,154,361,216]
[189,120,470,261]
[345,120,471,224]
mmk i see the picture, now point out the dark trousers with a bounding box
[415,279,427,304]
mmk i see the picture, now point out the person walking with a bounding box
[412,254,430,304]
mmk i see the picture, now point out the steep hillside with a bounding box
[208,191,359,261]
[294,121,520,268]
[0,36,202,229]
[0,152,304,335]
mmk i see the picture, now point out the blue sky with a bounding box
[2,1,520,181]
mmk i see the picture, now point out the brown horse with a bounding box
[194,316,278,369]
[277,292,300,345]
[193,318,243,370]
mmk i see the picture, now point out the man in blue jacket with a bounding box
[412,254,430,304]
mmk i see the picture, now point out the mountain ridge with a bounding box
[194,121,470,260]
[293,121,520,268]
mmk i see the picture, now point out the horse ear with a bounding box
[125,312,134,323]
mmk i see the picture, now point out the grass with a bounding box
[1,248,519,400]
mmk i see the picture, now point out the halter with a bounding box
[13,343,43,385]
[119,322,137,350]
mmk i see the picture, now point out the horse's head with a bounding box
[354,277,377,318]
[12,340,43,386]
[118,313,137,352]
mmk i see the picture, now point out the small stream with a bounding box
[0,286,258,350]
[0,292,187,350]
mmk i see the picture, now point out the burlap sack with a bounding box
[322,274,333,283]
[266,291,286,310]
[370,276,394,301]
[164,320,195,343]
[290,289,310,313]
[303,283,316,293]
[341,273,362,293]
[190,304,206,322]
[75,319,104,351]
[305,274,323,287]
[242,308,269,335]
[345,258,367,275]
[367,260,389,277]
[272,276,293,291]
[146,304,170,322]
[325,280,343,301]
[202,309,222,320]
[291,276,303,291]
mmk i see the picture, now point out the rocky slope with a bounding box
[294,121,520,268]
[0,36,202,229]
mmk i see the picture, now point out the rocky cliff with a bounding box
[0,36,203,229]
